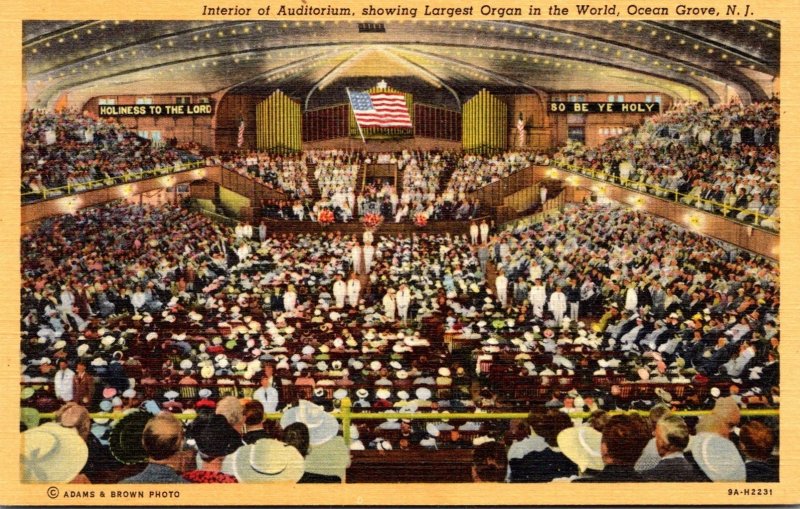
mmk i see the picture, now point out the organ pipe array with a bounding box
[462,89,507,154]
[256,90,302,153]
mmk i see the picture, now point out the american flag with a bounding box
[347,90,412,129]
[237,118,245,148]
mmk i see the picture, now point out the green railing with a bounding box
[553,161,779,231]
[33,397,778,444]
[21,160,206,202]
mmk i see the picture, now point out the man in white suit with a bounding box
[351,242,363,275]
[529,279,547,318]
[495,269,509,308]
[363,242,376,274]
[332,273,347,309]
[396,283,412,323]
[347,273,361,308]
[549,284,567,326]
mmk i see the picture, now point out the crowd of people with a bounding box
[443,152,549,201]
[554,99,780,229]
[217,152,313,199]
[21,109,197,201]
[20,195,779,483]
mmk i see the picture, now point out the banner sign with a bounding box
[98,103,213,117]
[548,102,660,113]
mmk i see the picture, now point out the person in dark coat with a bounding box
[508,409,578,482]
[739,421,778,482]
[642,415,707,482]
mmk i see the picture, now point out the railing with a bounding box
[217,166,288,202]
[21,160,205,202]
[553,161,779,232]
[32,397,779,445]
[463,165,536,208]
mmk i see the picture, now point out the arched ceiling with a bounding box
[23,20,779,109]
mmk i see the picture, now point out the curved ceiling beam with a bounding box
[380,48,462,109]
[304,47,369,109]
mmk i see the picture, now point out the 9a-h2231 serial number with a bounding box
[728,488,773,496]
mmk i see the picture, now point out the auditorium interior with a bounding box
[20,20,780,485]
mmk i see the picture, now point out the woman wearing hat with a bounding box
[183,414,243,483]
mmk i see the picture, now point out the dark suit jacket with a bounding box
[573,464,644,482]
[509,448,578,482]
[298,471,341,483]
[746,460,778,482]
[642,455,708,482]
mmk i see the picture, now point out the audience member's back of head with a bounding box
[243,400,265,427]
[656,415,690,454]
[528,409,574,447]
[283,422,311,457]
[216,396,244,430]
[602,414,651,466]
[648,404,672,429]
[142,412,184,461]
[697,397,739,438]
[472,441,507,482]
[739,421,775,461]
[55,402,91,439]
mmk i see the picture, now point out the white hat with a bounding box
[280,400,339,445]
[397,390,410,400]
[438,367,451,377]
[22,423,88,482]
[198,388,212,399]
[376,388,391,400]
[415,387,432,401]
[356,388,369,399]
[76,344,90,357]
[396,370,408,380]
[691,432,746,481]
[231,439,304,483]
[333,388,348,400]
[557,426,603,472]
[370,360,382,372]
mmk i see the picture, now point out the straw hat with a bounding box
[279,400,339,446]
[232,439,305,483]
[21,423,88,482]
[557,425,604,472]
